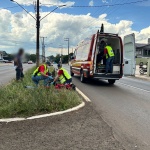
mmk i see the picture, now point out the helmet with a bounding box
[57,63,62,68]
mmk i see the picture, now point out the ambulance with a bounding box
[70,26,136,84]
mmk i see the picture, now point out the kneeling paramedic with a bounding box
[32,62,53,86]
[53,64,72,84]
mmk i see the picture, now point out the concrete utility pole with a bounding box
[147,59,150,77]
[40,37,47,62]
[36,0,40,67]
[59,45,63,64]
[10,0,66,67]
[64,38,70,65]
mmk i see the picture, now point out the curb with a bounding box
[128,76,150,81]
[0,101,85,123]
[0,88,91,123]
[76,88,91,102]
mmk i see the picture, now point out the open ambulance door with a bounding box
[123,33,136,76]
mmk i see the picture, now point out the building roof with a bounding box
[135,43,150,48]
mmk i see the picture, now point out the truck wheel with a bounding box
[80,70,86,83]
[108,79,116,85]
[70,68,74,76]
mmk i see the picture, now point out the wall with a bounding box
[136,57,149,65]
[0,53,3,59]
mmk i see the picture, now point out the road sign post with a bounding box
[147,59,150,77]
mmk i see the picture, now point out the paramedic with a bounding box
[53,64,72,84]
[104,44,115,74]
[32,62,53,86]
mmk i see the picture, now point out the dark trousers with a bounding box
[64,78,72,84]
[16,68,24,80]
[106,57,114,73]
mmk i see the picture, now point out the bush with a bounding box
[0,67,82,118]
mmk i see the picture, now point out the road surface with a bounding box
[63,64,150,150]
[0,64,34,85]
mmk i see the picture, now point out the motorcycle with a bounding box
[139,64,147,75]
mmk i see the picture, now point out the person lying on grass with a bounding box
[32,62,53,87]
[52,64,72,85]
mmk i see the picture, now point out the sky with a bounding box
[0,0,150,56]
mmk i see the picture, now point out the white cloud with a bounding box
[0,9,150,56]
[102,0,108,3]
[89,0,94,6]
[14,0,75,7]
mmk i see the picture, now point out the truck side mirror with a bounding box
[125,61,128,64]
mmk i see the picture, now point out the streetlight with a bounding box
[10,0,66,66]
[64,38,70,65]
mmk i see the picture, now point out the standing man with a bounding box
[53,64,72,84]
[14,48,24,81]
[32,62,53,86]
[104,43,115,74]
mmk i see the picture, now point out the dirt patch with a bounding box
[0,103,125,150]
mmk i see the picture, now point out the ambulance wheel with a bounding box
[70,68,74,76]
[108,79,116,85]
[80,70,86,83]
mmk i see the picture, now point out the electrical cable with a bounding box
[70,0,148,8]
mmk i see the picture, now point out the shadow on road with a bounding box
[72,75,117,87]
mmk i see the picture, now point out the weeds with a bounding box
[0,67,81,118]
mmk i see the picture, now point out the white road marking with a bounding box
[118,82,150,93]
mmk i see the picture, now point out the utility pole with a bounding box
[64,38,70,65]
[10,0,66,66]
[59,45,63,64]
[36,0,40,67]
[40,37,47,62]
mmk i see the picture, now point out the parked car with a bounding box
[0,59,4,63]
[70,31,123,84]
[28,61,33,64]
[0,59,9,63]
[7,60,13,63]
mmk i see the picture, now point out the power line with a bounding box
[0,6,18,10]
[71,0,148,7]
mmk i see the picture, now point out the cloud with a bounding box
[0,9,150,56]
[102,0,108,3]
[14,0,75,7]
[89,0,94,6]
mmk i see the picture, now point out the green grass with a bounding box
[0,67,82,118]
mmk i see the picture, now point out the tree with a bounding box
[62,55,68,64]
[30,54,36,63]
[54,54,61,63]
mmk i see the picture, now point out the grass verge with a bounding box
[0,66,82,118]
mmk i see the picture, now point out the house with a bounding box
[0,51,3,59]
[136,38,150,58]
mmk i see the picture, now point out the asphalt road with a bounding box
[0,64,34,86]
[63,64,150,150]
